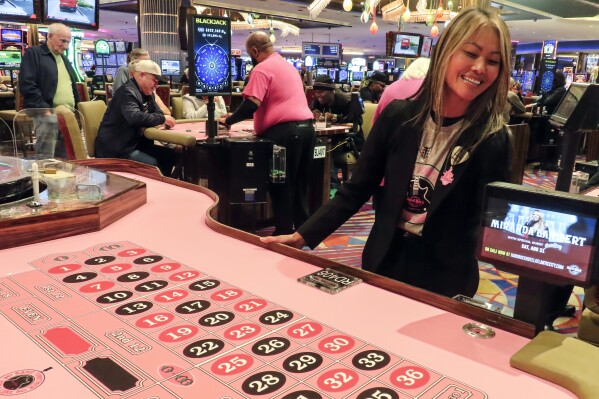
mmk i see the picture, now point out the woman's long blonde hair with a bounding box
[410,7,512,156]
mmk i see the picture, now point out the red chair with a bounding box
[155,85,171,108]
[76,82,90,102]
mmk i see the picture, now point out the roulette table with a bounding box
[0,159,575,398]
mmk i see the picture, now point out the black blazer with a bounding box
[298,99,511,296]
[19,42,80,109]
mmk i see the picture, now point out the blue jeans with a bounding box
[33,114,66,159]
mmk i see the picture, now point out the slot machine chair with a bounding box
[77,100,107,157]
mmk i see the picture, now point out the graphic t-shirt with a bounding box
[398,116,463,236]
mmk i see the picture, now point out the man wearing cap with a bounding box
[311,75,362,125]
[219,31,315,236]
[19,23,80,158]
[95,59,178,176]
[359,71,388,104]
[111,48,171,115]
[311,75,364,190]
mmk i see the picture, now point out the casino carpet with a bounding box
[257,166,585,333]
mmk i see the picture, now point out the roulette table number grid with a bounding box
[0,242,488,398]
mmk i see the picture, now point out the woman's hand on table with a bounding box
[260,232,306,249]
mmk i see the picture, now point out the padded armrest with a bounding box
[510,331,599,399]
[143,128,196,147]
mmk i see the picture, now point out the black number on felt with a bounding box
[351,350,391,370]
[188,279,220,291]
[63,272,98,283]
[183,338,225,358]
[85,256,116,265]
[175,300,211,314]
[198,311,234,327]
[134,280,168,292]
[242,371,286,395]
[117,272,150,282]
[115,301,154,316]
[356,387,400,399]
[251,337,291,356]
[133,255,163,265]
[282,352,323,373]
[281,390,323,399]
[96,290,133,304]
[259,310,293,325]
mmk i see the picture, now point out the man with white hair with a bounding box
[19,23,80,158]
[95,60,178,176]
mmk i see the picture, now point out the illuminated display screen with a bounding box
[44,0,99,30]
[478,183,599,285]
[161,59,181,76]
[0,0,40,23]
[392,33,422,58]
[188,15,232,96]
[1,29,23,43]
[0,50,22,68]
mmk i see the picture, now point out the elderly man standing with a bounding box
[19,23,80,158]
[94,60,178,176]
[219,31,315,235]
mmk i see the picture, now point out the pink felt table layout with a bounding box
[0,174,575,398]
[168,120,255,141]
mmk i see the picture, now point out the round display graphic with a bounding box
[541,71,554,93]
[195,44,230,93]
[0,369,45,395]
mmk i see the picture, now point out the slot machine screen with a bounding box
[478,182,599,286]
[187,15,231,95]
[352,71,364,81]
[115,41,127,53]
[106,54,117,66]
[0,51,22,68]
[230,62,238,81]
[44,0,99,30]
[116,53,127,66]
[338,68,349,82]
[1,29,23,43]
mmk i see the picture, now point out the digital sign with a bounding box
[322,45,339,57]
[44,0,99,30]
[478,182,599,286]
[0,0,41,23]
[302,42,341,59]
[303,44,320,56]
[188,15,232,96]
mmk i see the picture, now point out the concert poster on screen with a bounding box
[188,15,232,96]
[480,198,597,282]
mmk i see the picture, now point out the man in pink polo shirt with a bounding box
[220,31,315,235]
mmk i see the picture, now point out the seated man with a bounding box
[94,60,178,176]
[311,74,363,189]
[182,94,227,119]
[359,71,387,104]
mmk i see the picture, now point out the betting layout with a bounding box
[0,242,487,398]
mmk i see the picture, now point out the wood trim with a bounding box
[0,161,146,250]
[74,159,537,338]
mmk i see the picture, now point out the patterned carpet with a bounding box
[305,166,584,333]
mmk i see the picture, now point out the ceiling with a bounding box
[96,0,599,55]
